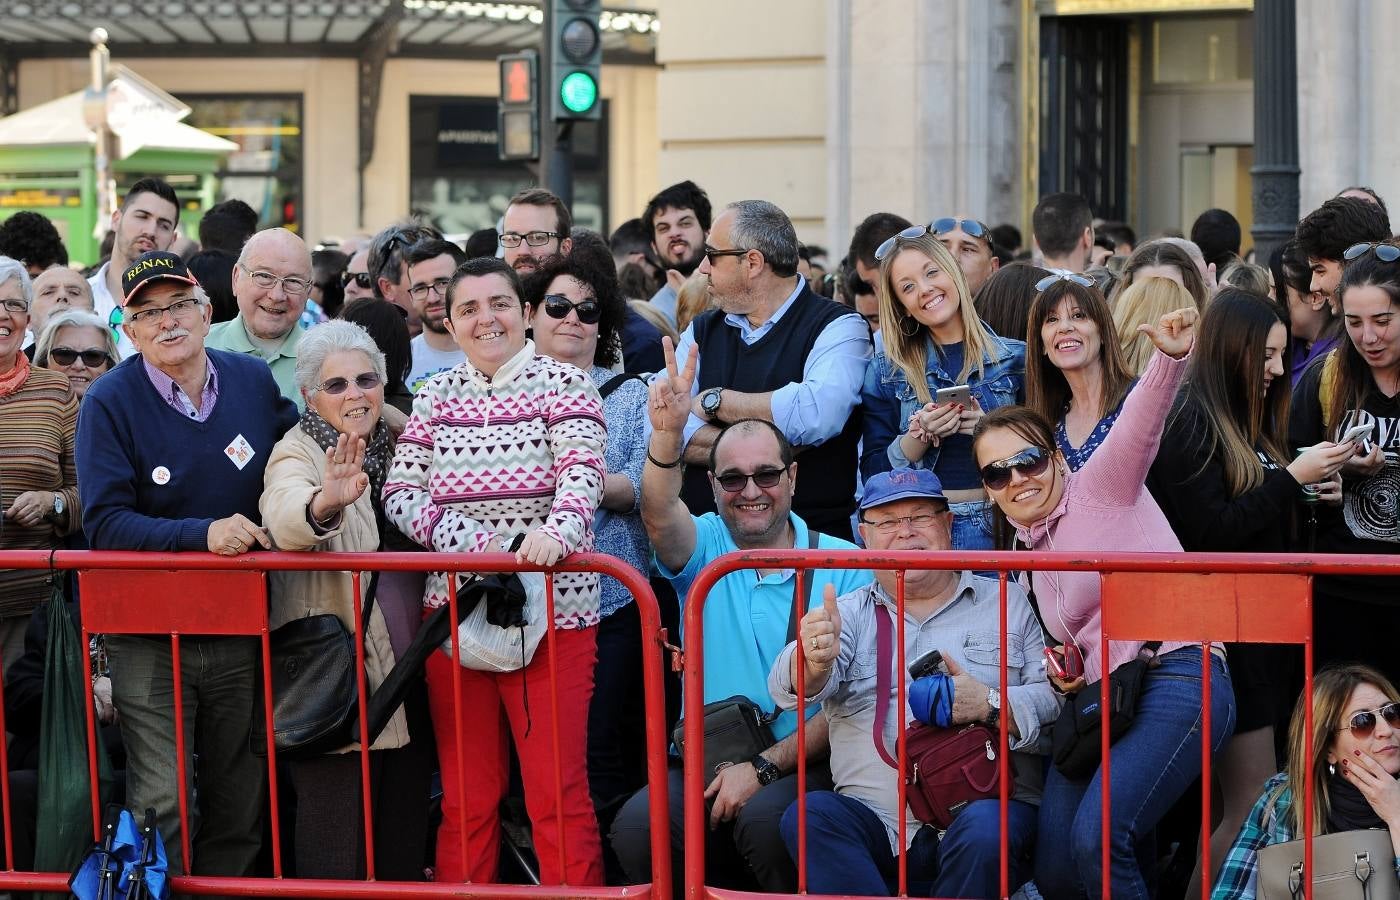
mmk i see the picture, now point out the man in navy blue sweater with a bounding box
[76,250,297,880]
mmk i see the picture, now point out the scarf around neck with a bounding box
[0,352,31,399]
[1327,771,1391,833]
[298,407,392,514]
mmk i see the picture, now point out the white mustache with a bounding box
[156,327,190,343]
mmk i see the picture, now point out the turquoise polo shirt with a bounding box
[661,512,872,741]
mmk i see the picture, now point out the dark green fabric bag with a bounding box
[34,578,113,891]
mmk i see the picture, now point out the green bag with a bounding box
[33,578,113,890]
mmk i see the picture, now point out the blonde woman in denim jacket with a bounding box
[860,230,1025,549]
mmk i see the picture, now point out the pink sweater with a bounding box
[1012,348,1190,682]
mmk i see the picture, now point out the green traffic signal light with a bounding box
[559,71,599,115]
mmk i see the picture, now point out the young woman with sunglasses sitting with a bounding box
[1147,289,1356,894]
[1290,241,1400,688]
[1024,275,1137,472]
[522,241,657,847]
[860,228,1025,550]
[1214,664,1400,899]
[971,306,1237,898]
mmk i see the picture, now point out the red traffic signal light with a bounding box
[501,57,534,106]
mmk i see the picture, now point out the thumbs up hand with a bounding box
[799,583,842,671]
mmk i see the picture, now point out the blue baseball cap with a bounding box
[860,469,947,512]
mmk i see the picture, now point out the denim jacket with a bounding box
[860,328,1026,481]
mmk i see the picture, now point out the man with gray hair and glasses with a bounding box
[76,248,297,881]
[367,220,445,337]
[672,199,872,541]
[207,227,315,408]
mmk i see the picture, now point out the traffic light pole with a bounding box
[540,1,574,209]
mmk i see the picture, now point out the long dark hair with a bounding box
[1331,245,1400,432]
[974,261,1050,342]
[1112,240,1209,309]
[1025,279,1135,426]
[1173,289,1290,496]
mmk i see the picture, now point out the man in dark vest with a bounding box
[673,199,872,541]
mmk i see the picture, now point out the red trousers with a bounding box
[424,624,604,885]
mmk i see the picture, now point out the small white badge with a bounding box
[151,466,171,485]
[224,434,256,471]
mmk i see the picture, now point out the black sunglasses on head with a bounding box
[1337,701,1400,738]
[979,446,1053,491]
[1344,242,1400,263]
[541,294,602,325]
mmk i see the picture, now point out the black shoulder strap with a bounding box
[598,372,645,399]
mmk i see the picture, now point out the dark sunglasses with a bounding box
[316,371,384,395]
[541,294,602,325]
[1343,242,1400,263]
[979,446,1053,492]
[49,347,112,367]
[702,245,749,265]
[1036,272,1096,292]
[1337,701,1400,738]
[715,468,786,493]
[341,271,373,290]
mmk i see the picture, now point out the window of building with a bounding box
[183,95,304,233]
[408,95,608,239]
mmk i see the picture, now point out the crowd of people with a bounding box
[0,172,1397,900]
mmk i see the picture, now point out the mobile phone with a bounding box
[908,648,945,679]
[1341,423,1372,445]
[934,385,973,407]
[1046,645,1084,679]
[1043,647,1067,679]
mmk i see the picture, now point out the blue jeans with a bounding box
[1033,646,1235,899]
[780,791,1036,898]
[949,500,995,552]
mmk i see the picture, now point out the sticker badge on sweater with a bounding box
[224,434,256,470]
[151,466,171,485]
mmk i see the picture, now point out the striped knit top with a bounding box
[0,365,79,618]
[383,340,607,628]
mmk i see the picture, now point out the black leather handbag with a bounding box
[1050,641,1160,779]
[252,572,379,758]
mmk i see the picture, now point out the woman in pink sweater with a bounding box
[972,304,1236,898]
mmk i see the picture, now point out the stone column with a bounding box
[1249,0,1299,263]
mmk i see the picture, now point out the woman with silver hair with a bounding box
[35,309,117,401]
[0,255,80,666]
[258,318,431,880]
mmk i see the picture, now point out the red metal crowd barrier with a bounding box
[680,549,1400,900]
[0,549,673,900]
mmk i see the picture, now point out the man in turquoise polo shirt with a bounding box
[206,227,311,408]
[610,337,871,897]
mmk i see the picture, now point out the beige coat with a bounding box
[259,424,409,752]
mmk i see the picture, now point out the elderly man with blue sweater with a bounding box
[75,250,297,880]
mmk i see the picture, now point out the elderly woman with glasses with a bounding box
[259,319,430,880]
[1215,665,1400,899]
[383,255,607,886]
[972,307,1237,898]
[35,309,117,401]
[860,226,1025,550]
[0,255,80,666]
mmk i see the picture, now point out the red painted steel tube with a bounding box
[1099,628,1111,900]
[998,572,1010,900]
[1304,634,1314,900]
[543,574,568,882]
[171,633,193,873]
[894,570,908,898]
[0,640,12,871]
[447,571,468,881]
[1200,641,1212,898]
[81,621,102,837]
[353,569,376,880]
[792,567,807,896]
[262,624,284,878]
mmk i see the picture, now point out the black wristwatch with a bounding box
[700,387,723,422]
[751,753,782,786]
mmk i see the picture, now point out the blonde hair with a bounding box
[628,299,679,345]
[1111,277,1196,375]
[675,272,713,335]
[877,233,993,404]
[1275,665,1400,836]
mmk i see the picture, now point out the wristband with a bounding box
[646,450,682,469]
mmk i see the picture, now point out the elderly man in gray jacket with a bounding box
[769,468,1060,898]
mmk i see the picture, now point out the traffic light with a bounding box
[549,0,601,122]
[497,50,539,161]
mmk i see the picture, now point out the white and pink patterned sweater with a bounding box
[383,340,607,629]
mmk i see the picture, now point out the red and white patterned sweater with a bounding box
[383,340,607,628]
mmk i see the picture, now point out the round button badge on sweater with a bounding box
[151,466,171,485]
